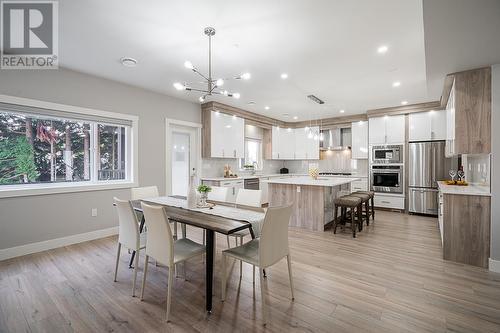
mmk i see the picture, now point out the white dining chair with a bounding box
[140,202,206,322]
[131,185,182,239]
[207,186,230,202]
[113,197,147,297]
[221,204,294,325]
[228,189,263,276]
[131,186,159,200]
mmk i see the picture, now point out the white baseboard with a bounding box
[490,258,500,273]
[0,226,118,261]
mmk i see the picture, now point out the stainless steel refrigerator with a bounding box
[408,141,446,215]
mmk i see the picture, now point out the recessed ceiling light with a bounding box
[377,45,388,54]
[264,106,270,110]
[120,57,137,67]
[340,109,345,113]
[281,73,288,79]
[293,116,298,120]
[392,81,401,87]
[401,100,408,105]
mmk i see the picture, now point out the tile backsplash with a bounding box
[462,154,491,185]
[201,149,369,178]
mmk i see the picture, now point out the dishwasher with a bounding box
[244,178,260,190]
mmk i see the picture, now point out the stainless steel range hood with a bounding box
[320,127,351,151]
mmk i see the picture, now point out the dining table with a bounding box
[128,196,264,313]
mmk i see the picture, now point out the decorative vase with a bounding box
[200,192,208,206]
[186,175,197,208]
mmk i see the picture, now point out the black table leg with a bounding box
[205,229,214,313]
[129,215,145,268]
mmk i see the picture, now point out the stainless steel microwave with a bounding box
[371,145,403,164]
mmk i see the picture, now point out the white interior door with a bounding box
[167,122,200,197]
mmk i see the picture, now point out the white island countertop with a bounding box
[264,176,361,187]
[437,181,491,197]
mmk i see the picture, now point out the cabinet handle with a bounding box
[222,149,225,157]
[381,200,390,204]
[278,153,280,158]
[234,149,236,158]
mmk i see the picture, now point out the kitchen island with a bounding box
[265,176,360,231]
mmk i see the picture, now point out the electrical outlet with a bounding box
[296,186,301,193]
[91,208,98,217]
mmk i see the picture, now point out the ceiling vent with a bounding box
[307,94,325,104]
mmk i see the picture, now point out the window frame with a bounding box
[0,94,138,198]
[239,137,263,171]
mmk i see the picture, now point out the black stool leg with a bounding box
[351,207,356,238]
[371,196,375,220]
[333,204,338,234]
[365,201,370,226]
[357,204,363,232]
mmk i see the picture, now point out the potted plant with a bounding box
[197,184,212,206]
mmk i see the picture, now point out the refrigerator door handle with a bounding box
[431,145,436,187]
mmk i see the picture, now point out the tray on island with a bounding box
[444,180,469,186]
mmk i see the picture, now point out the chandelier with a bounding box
[173,27,251,103]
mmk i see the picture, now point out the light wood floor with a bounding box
[1,211,500,333]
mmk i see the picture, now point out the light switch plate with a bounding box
[91,208,98,217]
[296,186,301,193]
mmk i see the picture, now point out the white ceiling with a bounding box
[423,0,500,99]
[56,0,497,121]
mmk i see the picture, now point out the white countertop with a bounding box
[264,176,361,187]
[437,181,491,197]
[201,173,306,181]
[201,173,366,182]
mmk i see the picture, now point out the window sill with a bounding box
[0,180,138,199]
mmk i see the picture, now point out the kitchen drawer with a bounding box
[351,179,368,192]
[374,194,405,209]
[220,180,244,187]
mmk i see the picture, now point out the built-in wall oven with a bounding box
[371,165,403,193]
[371,145,403,164]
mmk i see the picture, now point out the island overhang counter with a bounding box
[264,176,361,231]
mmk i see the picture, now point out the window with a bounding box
[239,138,262,170]
[0,98,136,196]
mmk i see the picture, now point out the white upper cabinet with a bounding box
[209,111,244,158]
[368,116,386,145]
[431,110,447,141]
[351,121,368,159]
[385,115,405,144]
[279,127,296,160]
[272,126,319,160]
[307,126,320,159]
[271,126,280,159]
[409,110,447,142]
[369,115,405,145]
[294,127,308,159]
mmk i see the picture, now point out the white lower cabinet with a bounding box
[350,178,368,192]
[373,194,405,209]
[220,179,244,203]
[438,191,444,245]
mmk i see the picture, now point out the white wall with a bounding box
[0,68,200,252]
[491,64,500,266]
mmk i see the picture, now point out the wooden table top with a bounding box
[131,197,262,235]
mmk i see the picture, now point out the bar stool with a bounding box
[349,192,371,227]
[333,195,363,238]
[353,191,375,222]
